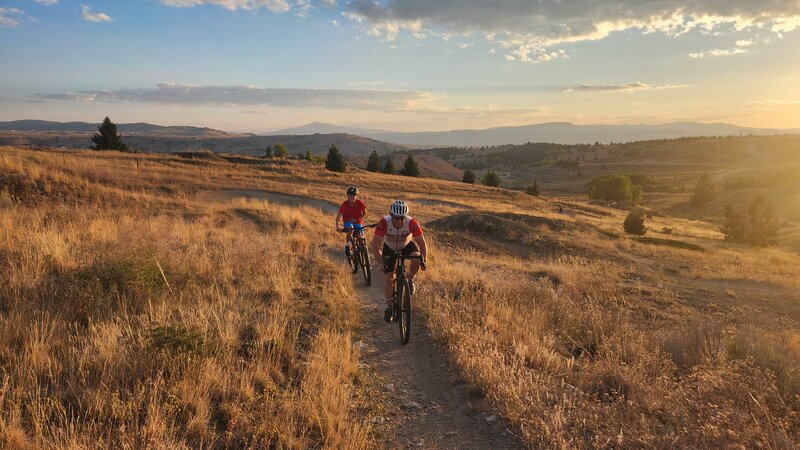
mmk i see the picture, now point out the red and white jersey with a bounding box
[374,215,423,250]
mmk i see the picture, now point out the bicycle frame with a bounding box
[339,223,377,284]
[385,252,424,345]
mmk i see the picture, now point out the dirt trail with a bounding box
[205,189,523,448]
[348,257,523,449]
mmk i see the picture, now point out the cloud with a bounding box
[31,82,436,111]
[34,0,58,4]
[0,7,24,27]
[81,5,112,22]
[159,0,295,13]
[752,99,800,106]
[688,47,746,58]
[562,82,691,92]
[736,39,753,46]
[345,0,800,62]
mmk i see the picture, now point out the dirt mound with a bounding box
[430,212,566,236]
[174,151,227,162]
[429,212,573,257]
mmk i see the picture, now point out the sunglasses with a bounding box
[390,214,405,221]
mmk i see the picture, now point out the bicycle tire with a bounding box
[349,243,359,274]
[360,244,371,286]
[398,278,411,345]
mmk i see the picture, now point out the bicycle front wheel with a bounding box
[360,245,371,286]
[398,278,411,345]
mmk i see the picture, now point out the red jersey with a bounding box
[339,199,367,224]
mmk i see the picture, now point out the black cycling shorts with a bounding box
[382,242,419,274]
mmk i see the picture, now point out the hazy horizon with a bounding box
[2,1,799,132]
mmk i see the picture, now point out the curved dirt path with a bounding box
[349,259,524,449]
[203,189,524,448]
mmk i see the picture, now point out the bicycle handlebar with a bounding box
[383,253,427,269]
[336,223,378,232]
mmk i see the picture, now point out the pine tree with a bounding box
[482,170,500,187]
[720,204,744,242]
[325,145,346,172]
[273,143,287,158]
[304,149,312,161]
[525,181,540,196]
[623,208,647,235]
[400,155,420,177]
[91,116,128,151]
[264,146,273,158]
[366,151,381,172]
[382,158,395,174]
[690,173,716,206]
[462,169,475,184]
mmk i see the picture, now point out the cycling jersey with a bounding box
[339,199,366,224]
[374,215,423,251]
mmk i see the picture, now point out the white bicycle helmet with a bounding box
[389,200,409,217]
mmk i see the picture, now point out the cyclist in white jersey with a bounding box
[371,200,428,322]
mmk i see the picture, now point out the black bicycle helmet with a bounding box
[347,186,358,195]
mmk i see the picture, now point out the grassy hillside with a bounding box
[1,146,799,448]
[425,134,800,249]
[0,131,406,157]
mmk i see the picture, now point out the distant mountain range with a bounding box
[0,120,406,157]
[5,119,799,148]
[268,121,800,147]
[0,120,236,138]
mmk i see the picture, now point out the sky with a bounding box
[1,0,799,133]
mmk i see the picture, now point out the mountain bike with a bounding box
[339,223,376,286]
[385,252,426,345]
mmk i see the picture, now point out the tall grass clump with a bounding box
[0,149,370,448]
[417,244,799,447]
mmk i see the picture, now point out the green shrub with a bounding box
[623,208,647,236]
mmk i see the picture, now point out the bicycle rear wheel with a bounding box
[398,278,411,345]
[360,245,371,286]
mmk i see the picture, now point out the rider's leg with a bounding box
[383,272,395,321]
[383,272,395,301]
[345,228,353,255]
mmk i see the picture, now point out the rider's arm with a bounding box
[409,219,427,264]
[372,218,387,261]
[335,211,342,230]
[357,200,366,220]
[414,234,428,262]
[371,233,383,262]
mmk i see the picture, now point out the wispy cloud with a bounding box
[0,7,24,27]
[561,82,692,93]
[345,0,800,63]
[81,5,112,22]
[34,0,58,4]
[688,48,746,58]
[159,0,298,13]
[31,82,435,111]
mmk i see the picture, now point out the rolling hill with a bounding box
[269,121,800,146]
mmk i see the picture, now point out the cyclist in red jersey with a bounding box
[371,200,427,322]
[335,186,367,257]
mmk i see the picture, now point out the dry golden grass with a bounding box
[0,148,370,448]
[2,146,800,448]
